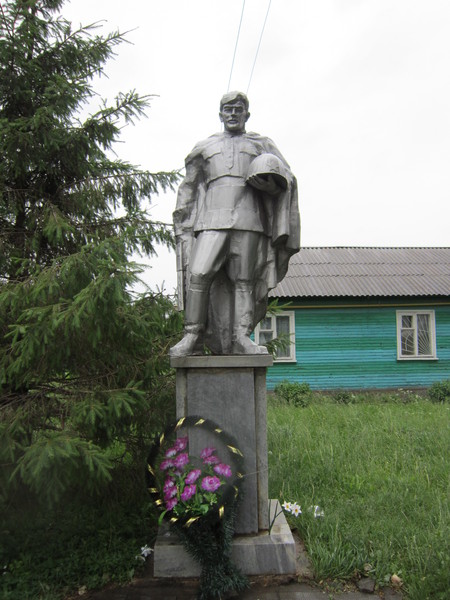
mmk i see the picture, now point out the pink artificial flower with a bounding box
[164,486,177,500]
[174,436,188,452]
[163,477,175,493]
[181,484,196,501]
[214,463,232,478]
[160,458,174,471]
[203,454,220,465]
[201,476,222,493]
[165,497,178,511]
[165,447,178,458]
[173,453,189,469]
[185,469,202,484]
[200,447,216,459]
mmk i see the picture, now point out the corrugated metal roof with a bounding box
[271,247,450,298]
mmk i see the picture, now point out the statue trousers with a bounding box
[185,229,265,332]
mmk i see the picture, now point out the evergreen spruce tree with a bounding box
[0,0,182,505]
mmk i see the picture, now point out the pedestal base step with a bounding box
[153,502,296,577]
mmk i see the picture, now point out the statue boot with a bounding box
[169,281,209,357]
[232,282,268,355]
[169,323,203,357]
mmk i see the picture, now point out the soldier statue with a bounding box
[170,91,300,356]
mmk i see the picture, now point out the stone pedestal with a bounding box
[172,354,271,534]
[152,355,296,578]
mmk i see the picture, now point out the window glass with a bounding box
[275,315,291,358]
[401,329,415,355]
[276,315,290,335]
[417,314,431,355]
[260,317,273,331]
[259,330,273,345]
[402,315,413,328]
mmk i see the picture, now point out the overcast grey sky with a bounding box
[64,0,450,294]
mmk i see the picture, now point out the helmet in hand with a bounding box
[246,153,288,191]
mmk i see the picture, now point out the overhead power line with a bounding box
[227,0,246,92]
[226,0,272,95]
[247,0,272,94]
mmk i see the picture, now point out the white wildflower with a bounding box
[140,545,153,557]
[291,503,302,517]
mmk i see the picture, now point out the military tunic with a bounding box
[174,131,290,240]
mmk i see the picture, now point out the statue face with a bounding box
[219,100,249,133]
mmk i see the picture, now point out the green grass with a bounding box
[268,396,450,599]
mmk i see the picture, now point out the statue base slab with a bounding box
[153,501,296,577]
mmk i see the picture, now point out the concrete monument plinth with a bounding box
[172,354,271,534]
[152,355,296,577]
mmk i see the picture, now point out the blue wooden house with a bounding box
[254,247,450,390]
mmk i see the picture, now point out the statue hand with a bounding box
[176,231,193,267]
[177,230,193,245]
[247,174,281,196]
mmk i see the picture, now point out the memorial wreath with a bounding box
[146,416,249,599]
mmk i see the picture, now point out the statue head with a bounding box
[220,91,249,111]
[219,91,250,134]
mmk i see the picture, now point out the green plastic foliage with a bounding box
[0,0,183,505]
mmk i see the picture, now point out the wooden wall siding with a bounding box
[266,304,450,390]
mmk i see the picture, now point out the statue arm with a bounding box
[173,154,203,237]
[173,152,204,310]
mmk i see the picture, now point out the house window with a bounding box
[255,311,296,362]
[396,311,437,360]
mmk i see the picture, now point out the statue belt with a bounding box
[206,176,247,188]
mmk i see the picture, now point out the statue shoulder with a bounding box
[246,132,290,169]
[245,131,265,140]
[245,131,273,143]
[185,133,223,164]
[246,131,278,151]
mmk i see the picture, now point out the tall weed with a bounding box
[428,379,450,403]
[273,380,312,407]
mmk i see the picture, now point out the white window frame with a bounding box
[396,310,437,360]
[255,311,296,362]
